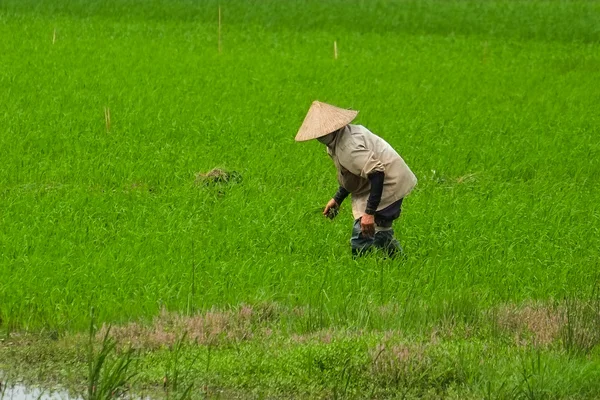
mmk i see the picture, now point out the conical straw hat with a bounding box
[295,101,358,142]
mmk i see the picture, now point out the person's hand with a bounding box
[323,198,339,218]
[361,214,375,237]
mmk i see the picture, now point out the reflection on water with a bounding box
[0,384,78,400]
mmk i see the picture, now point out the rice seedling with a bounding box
[163,333,197,400]
[87,310,136,400]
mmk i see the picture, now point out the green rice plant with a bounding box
[0,379,6,400]
[163,332,198,400]
[87,309,136,400]
[516,351,549,400]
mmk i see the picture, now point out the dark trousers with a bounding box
[350,219,402,258]
[350,199,404,258]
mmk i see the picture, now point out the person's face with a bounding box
[316,130,336,146]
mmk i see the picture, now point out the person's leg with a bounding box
[350,218,374,257]
[373,226,402,258]
[371,199,405,258]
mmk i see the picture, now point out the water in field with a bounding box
[0,384,77,400]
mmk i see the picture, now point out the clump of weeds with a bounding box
[194,168,242,186]
[561,289,600,355]
[163,332,198,400]
[87,309,137,400]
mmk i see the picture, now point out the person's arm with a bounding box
[333,186,350,205]
[323,186,348,218]
[365,171,384,215]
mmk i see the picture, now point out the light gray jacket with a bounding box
[327,124,417,219]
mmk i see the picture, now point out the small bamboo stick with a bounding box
[334,40,338,59]
[104,107,111,132]
[52,28,56,44]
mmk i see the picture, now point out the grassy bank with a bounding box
[1,0,599,397]
[2,300,600,399]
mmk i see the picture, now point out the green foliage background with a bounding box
[0,0,599,332]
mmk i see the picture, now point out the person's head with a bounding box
[295,101,358,143]
[316,128,341,146]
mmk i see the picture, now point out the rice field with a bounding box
[1,0,600,398]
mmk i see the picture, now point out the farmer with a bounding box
[295,101,417,257]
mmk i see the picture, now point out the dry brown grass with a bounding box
[493,299,600,353]
[493,302,563,347]
[90,300,597,354]
[369,341,430,388]
[371,342,425,367]
[98,303,281,349]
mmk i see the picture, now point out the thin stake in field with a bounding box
[482,41,489,64]
[52,28,56,44]
[104,107,111,132]
[218,6,222,53]
[334,40,338,59]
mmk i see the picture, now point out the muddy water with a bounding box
[0,384,78,400]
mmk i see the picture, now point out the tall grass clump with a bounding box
[163,333,196,400]
[561,289,600,355]
[87,310,136,400]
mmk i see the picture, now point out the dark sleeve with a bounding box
[333,186,350,205]
[365,171,385,215]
